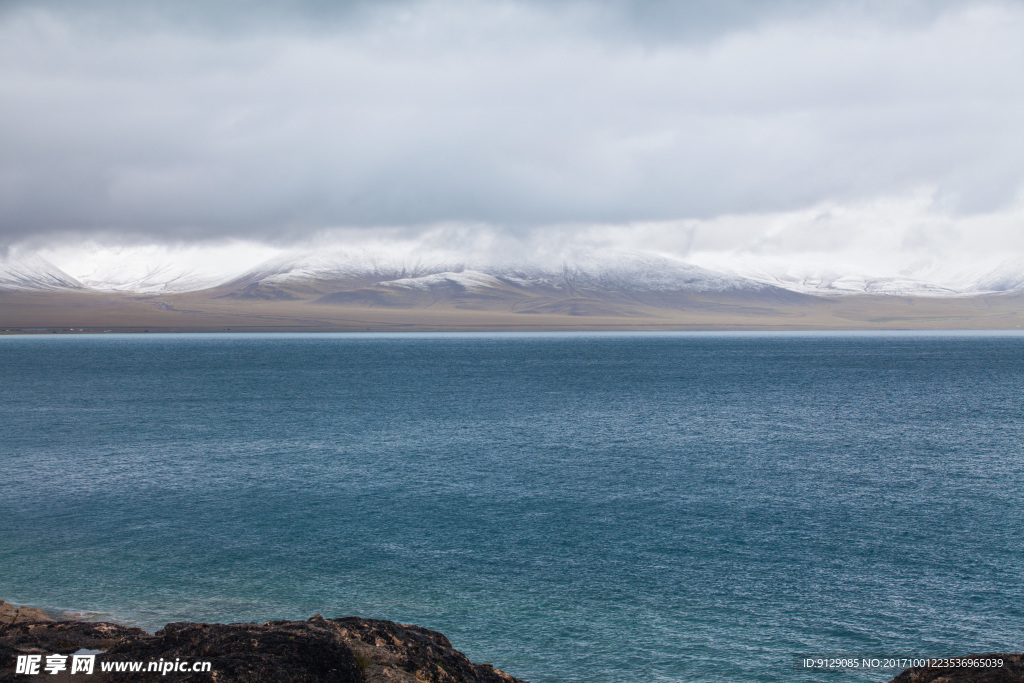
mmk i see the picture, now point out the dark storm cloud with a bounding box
[0,0,1022,244]
[0,0,978,39]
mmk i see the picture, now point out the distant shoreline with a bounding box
[1,285,1022,335]
[4,326,1024,336]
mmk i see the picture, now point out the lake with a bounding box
[2,332,1022,682]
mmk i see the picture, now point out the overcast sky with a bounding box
[2,0,1023,273]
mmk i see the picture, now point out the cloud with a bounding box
[28,186,1023,292]
[0,0,1022,251]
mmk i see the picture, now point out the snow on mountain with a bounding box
[688,254,1024,297]
[535,252,766,293]
[239,249,767,294]
[962,259,1024,293]
[739,268,960,296]
[0,252,82,290]
[74,262,230,293]
[38,243,279,293]
[235,250,459,286]
[382,270,506,291]
[7,243,1024,298]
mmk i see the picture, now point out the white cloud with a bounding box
[19,185,1022,294]
[0,0,1021,248]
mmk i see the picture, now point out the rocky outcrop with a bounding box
[0,601,52,626]
[887,655,1024,683]
[0,619,145,655]
[0,604,525,683]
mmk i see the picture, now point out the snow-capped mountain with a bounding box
[713,266,962,297]
[72,261,230,294]
[0,253,82,290]
[4,244,1024,300]
[228,250,464,288]
[229,250,769,295]
[42,244,278,294]
[688,256,1024,297]
[961,260,1024,294]
[493,252,766,293]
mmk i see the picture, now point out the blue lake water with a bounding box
[1,332,1022,682]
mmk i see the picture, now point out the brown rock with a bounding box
[0,620,146,654]
[0,602,52,625]
[327,617,522,683]
[0,615,527,683]
[11,609,52,625]
[101,619,363,682]
[887,654,1024,682]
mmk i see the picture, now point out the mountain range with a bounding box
[2,249,1022,332]
[4,248,1024,296]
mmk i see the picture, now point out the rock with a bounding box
[11,609,52,626]
[0,620,146,654]
[0,643,20,676]
[0,602,53,625]
[324,616,522,683]
[887,654,1024,682]
[100,619,363,682]
[0,613,526,683]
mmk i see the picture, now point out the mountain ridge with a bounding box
[2,248,1023,333]
[0,253,83,291]
[6,248,1024,299]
